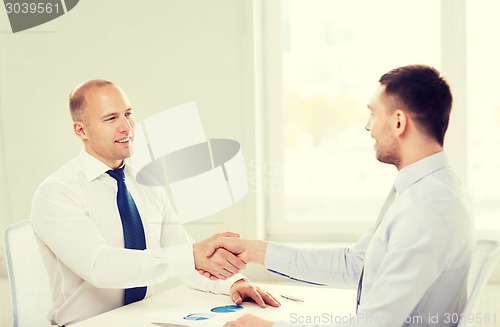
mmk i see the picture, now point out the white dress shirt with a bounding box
[31,150,244,326]
[268,151,474,327]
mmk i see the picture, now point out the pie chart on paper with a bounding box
[183,312,216,321]
[210,305,244,313]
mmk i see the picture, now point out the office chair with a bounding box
[3,219,52,327]
[458,239,500,327]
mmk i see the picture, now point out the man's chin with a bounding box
[376,153,399,166]
[375,152,390,164]
[120,149,133,160]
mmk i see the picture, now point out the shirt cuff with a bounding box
[219,273,248,294]
[265,241,294,273]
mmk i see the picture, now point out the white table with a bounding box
[72,283,357,326]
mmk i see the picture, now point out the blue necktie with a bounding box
[107,166,147,305]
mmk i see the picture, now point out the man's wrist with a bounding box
[247,240,267,265]
[192,242,200,266]
[231,277,247,286]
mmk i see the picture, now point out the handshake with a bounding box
[193,232,266,280]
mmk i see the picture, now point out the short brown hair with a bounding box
[379,65,452,146]
[69,79,113,122]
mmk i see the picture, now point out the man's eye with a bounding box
[105,117,116,122]
[125,112,132,117]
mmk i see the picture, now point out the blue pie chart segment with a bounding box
[184,312,216,321]
[211,305,244,313]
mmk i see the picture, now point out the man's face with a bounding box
[76,84,136,169]
[365,84,400,167]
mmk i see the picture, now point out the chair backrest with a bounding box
[3,220,52,327]
[458,239,500,327]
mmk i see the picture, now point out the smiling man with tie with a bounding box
[208,65,474,327]
[30,80,280,326]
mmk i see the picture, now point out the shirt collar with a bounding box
[79,150,112,182]
[79,149,137,182]
[394,151,448,194]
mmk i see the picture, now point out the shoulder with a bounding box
[388,168,473,261]
[401,166,471,218]
[34,156,87,199]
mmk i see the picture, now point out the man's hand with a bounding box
[206,237,267,265]
[198,238,267,280]
[206,237,250,261]
[223,314,274,327]
[193,232,246,280]
[229,280,281,308]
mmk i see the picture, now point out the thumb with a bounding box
[206,239,222,257]
[217,231,240,238]
[208,232,239,243]
[231,292,243,305]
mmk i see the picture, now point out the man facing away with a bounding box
[30,80,280,326]
[209,65,474,327]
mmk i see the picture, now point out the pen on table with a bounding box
[281,294,305,303]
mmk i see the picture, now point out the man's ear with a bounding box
[394,109,407,136]
[73,122,88,140]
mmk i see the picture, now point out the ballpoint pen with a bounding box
[281,294,305,303]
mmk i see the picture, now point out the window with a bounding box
[466,0,500,232]
[263,0,491,241]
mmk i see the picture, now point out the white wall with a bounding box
[0,0,262,243]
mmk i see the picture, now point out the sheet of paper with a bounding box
[146,301,262,326]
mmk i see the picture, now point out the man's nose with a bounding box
[118,116,132,132]
[364,120,371,131]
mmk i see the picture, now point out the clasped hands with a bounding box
[193,232,246,279]
[193,233,265,280]
[194,234,275,326]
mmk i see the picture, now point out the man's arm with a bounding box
[31,181,243,288]
[207,236,366,286]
